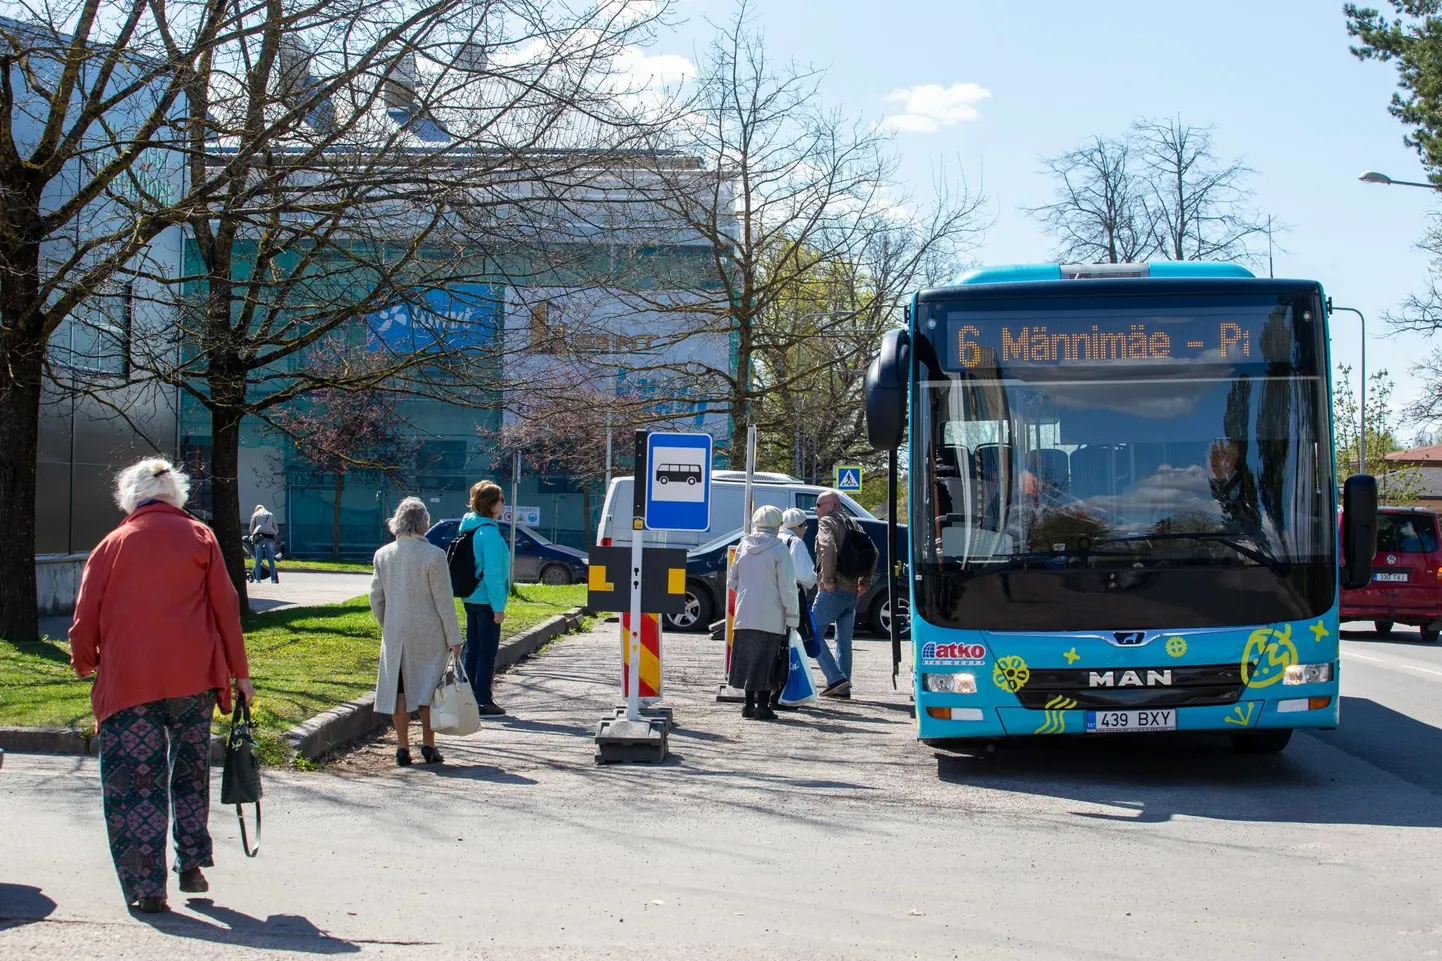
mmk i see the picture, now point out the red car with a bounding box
[1340,506,1442,641]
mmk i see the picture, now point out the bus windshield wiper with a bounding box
[958,547,1137,573]
[1096,532,1292,575]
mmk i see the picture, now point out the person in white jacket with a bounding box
[772,508,818,711]
[725,505,800,720]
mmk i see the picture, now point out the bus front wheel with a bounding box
[1230,729,1293,754]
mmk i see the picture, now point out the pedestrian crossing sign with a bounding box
[835,465,863,492]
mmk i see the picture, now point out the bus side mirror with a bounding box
[1341,474,1378,590]
[865,329,910,451]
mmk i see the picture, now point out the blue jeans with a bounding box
[463,604,501,706]
[252,537,278,583]
[811,589,858,686]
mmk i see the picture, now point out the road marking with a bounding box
[1343,649,1442,679]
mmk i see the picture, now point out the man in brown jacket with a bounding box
[811,490,873,698]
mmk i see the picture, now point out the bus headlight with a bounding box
[1283,662,1334,685]
[923,673,977,694]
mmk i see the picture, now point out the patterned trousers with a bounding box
[98,691,216,903]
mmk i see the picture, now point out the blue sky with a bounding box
[653,0,1441,441]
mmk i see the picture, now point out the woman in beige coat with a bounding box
[370,497,462,766]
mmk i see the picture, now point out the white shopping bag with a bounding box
[778,629,819,706]
[430,656,481,736]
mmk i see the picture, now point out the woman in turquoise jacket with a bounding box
[458,480,512,715]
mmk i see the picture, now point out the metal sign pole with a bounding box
[627,431,646,723]
[742,423,757,533]
[510,450,520,579]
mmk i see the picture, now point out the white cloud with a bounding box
[614,48,695,88]
[881,82,991,134]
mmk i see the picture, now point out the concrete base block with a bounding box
[716,684,746,703]
[594,717,668,764]
[613,705,675,732]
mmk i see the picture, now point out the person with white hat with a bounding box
[725,505,800,720]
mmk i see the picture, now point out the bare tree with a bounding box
[753,201,979,481]
[271,341,418,560]
[0,1,242,638]
[1133,117,1269,264]
[615,2,984,462]
[107,0,675,605]
[1027,135,1157,264]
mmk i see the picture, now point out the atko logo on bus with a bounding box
[920,641,988,666]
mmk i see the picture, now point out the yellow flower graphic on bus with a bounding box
[1240,625,1298,688]
[993,655,1031,693]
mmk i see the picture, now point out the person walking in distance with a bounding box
[249,503,280,583]
[70,459,254,914]
[458,481,512,716]
[726,506,800,720]
[370,498,463,766]
[812,490,876,698]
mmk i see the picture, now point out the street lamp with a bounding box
[1358,170,1442,190]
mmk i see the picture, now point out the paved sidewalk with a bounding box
[3,625,1439,960]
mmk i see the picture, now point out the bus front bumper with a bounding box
[917,694,1340,740]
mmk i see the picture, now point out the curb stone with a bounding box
[281,608,586,762]
[0,726,226,763]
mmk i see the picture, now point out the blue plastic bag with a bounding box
[779,630,819,706]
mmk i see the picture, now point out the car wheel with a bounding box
[872,592,912,637]
[1423,626,1441,643]
[539,564,572,587]
[1375,620,1394,637]
[664,584,714,632]
[1229,730,1293,754]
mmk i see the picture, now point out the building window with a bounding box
[55,284,133,378]
[530,301,556,354]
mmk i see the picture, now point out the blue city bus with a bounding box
[863,262,1379,754]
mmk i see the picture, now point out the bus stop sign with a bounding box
[645,432,713,531]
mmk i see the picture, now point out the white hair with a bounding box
[388,497,431,537]
[114,458,190,514]
[752,505,784,531]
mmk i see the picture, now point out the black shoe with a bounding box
[396,748,412,767]
[821,679,851,697]
[479,703,506,716]
[742,703,755,719]
[178,868,208,894]
[133,896,168,914]
[420,745,444,765]
[754,704,778,721]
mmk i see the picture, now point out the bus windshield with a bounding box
[913,292,1335,631]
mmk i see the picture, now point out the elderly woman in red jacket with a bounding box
[70,458,253,915]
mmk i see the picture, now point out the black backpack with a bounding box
[834,515,879,580]
[446,528,481,598]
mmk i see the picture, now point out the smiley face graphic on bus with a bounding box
[1240,625,1298,688]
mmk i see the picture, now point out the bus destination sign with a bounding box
[945,308,1288,370]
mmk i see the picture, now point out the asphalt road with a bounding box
[2,622,1440,960]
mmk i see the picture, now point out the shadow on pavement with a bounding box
[428,764,538,785]
[934,703,1442,829]
[1311,696,1442,798]
[131,898,362,954]
[0,884,56,928]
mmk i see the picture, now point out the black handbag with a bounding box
[220,694,262,857]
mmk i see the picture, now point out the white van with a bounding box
[596,470,875,548]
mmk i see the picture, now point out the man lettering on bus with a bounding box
[812,490,873,699]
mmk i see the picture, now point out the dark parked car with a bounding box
[425,519,588,586]
[667,516,909,637]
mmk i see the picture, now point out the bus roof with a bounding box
[949,262,1255,286]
